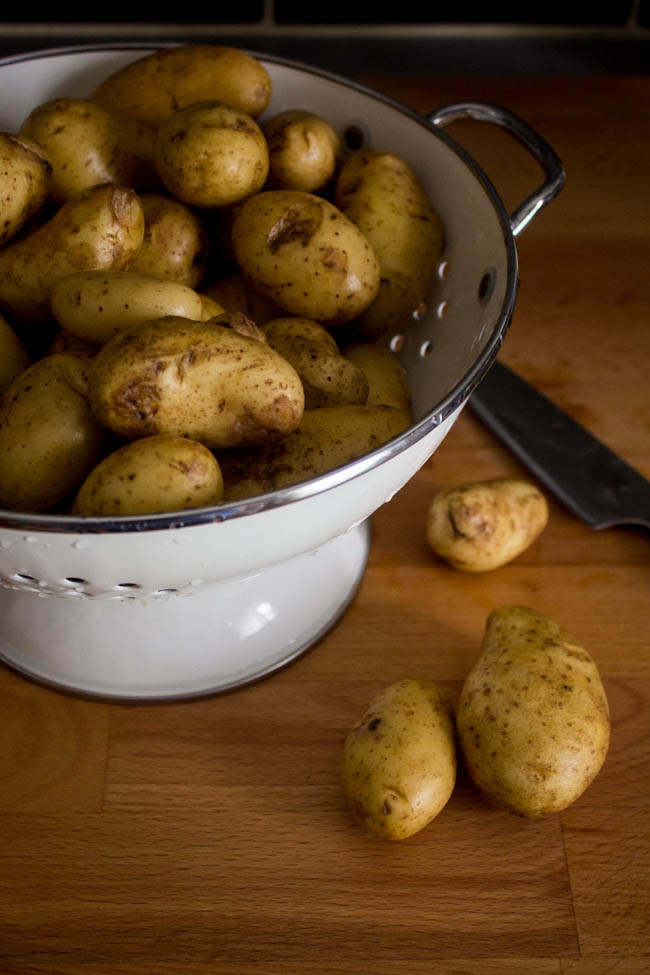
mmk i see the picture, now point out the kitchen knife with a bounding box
[469,360,650,530]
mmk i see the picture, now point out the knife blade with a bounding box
[469,360,650,531]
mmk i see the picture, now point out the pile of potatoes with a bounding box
[341,605,611,839]
[0,44,445,517]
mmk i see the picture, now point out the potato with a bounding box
[220,404,410,500]
[0,183,144,324]
[73,435,223,516]
[425,478,549,572]
[263,317,369,408]
[19,97,157,204]
[264,110,340,192]
[0,351,105,512]
[335,150,444,339]
[209,310,266,344]
[154,101,269,209]
[88,314,304,449]
[92,45,272,127]
[0,313,30,395]
[51,270,205,345]
[232,190,380,326]
[202,273,282,326]
[199,292,227,322]
[0,132,51,245]
[343,342,412,413]
[341,678,456,840]
[457,606,610,817]
[131,192,209,289]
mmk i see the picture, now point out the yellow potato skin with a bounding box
[263,317,369,408]
[202,273,282,326]
[0,133,51,246]
[342,342,412,412]
[335,150,444,339]
[231,190,380,326]
[154,101,269,209]
[51,270,205,345]
[457,606,610,818]
[264,110,340,193]
[88,315,304,449]
[73,435,223,516]
[220,404,410,500]
[425,477,548,572]
[341,678,457,840]
[92,45,272,127]
[19,97,157,203]
[0,313,30,395]
[0,352,105,512]
[131,193,209,288]
[0,183,145,324]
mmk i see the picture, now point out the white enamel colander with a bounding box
[0,45,564,700]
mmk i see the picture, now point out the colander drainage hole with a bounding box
[114,582,141,591]
[63,576,89,586]
[12,572,37,584]
[343,121,369,151]
[437,259,450,279]
[389,334,404,352]
[479,268,496,304]
[436,300,450,319]
[419,340,434,357]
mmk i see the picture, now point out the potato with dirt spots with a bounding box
[88,314,304,449]
[0,313,30,395]
[231,190,380,326]
[154,101,269,209]
[425,477,548,572]
[73,434,223,516]
[341,678,457,840]
[130,192,210,289]
[457,606,610,818]
[201,273,282,326]
[91,45,272,127]
[0,183,145,325]
[264,109,340,192]
[342,342,411,413]
[0,133,51,246]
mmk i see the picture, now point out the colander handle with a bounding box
[427,100,565,237]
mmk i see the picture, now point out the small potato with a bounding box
[263,317,369,408]
[425,478,548,572]
[220,404,410,500]
[232,190,380,326]
[130,192,210,289]
[0,183,144,324]
[0,132,51,245]
[199,292,227,322]
[89,315,304,449]
[154,101,269,209]
[0,351,105,512]
[51,270,205,345]
[341,678,457,840]
[92,45,272,127]
[202,273,282,326]
[343,342,412,413]
[73,435,223,516]
[264,109,340,192]
[335,150,444,339]
[19,97,157,203]
[457,606,610,817]
[0,313,30,395]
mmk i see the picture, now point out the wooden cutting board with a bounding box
[1,73,649,974]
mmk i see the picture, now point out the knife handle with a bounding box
[428,100,565,236]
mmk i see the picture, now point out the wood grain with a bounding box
[1,72,649,974]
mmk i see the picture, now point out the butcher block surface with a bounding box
[1,73,649,973]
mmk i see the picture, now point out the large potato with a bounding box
[264,110,340,192]
[0,133,51,246]
[457,606,610,818]
[89,315,304,449]
[0,183,145,324]
[130,192,209,288]
[335,150,444,339]
[0,313,30,395]
[232,190,380,326]
[73,435,223,516]
[263,317,369,408]
[19,97,157,203]
[92,45,272,127]
[341,678,457,840]
[51,270,205,345]
[220,404,410,500]
[425,478,549,572]
[343,342,412,413]
[0,352,105,512]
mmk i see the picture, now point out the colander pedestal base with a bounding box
[0,520,370,701]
